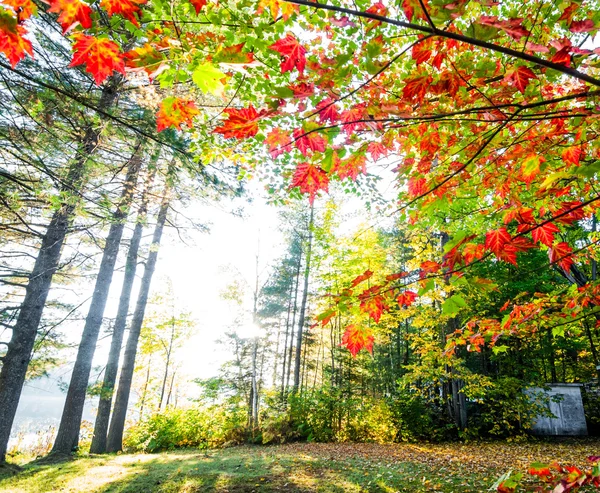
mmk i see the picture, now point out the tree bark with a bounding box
[89,165,155,454]
[293,204,314,392]
[158,323,174,411]
[52,145,142,455]
[0,81,121,462]
[106,186,170,453]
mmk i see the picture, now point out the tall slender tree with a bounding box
[0,75,123,462]
[89,163,157,454]
[106,179,171,452]
[51,142,143,455]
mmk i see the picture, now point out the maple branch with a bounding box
[417,0,436,31]
[0,61,190,158]
[305,35,434,121]
[284,0,600,88]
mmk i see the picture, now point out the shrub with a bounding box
[123,405,246,452]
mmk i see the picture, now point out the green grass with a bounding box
[0,441,598,492]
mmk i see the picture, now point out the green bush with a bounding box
[387,390,452,442]
[466,377,551,439]
[123,405,246,452]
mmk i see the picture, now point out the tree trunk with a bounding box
[138,357,152,421]
[158,325,174,411]
[52,145,141,455]
[0,81,121,462]
[293,204,314,392]
[106,186,170,453]
[90,166,155,454]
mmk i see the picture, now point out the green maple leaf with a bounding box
[192,63,226,96]
[441,294,467,316]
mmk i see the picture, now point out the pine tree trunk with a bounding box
[106,187,170,453]
[52,146,141,455]
[285,247,302,396]
[89,166,155,454]
[293,205,314,392]
[0,82,121,462]
[158,330,173,412]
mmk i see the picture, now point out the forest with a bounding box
[0,0,600,490]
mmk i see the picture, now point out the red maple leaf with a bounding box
[367,142,388,161]
[0,18,33,67]
[532,222,560,247]
[562,146,582,166]
[339,105,366,135]
[443,246,463,271]
[412,39,432,65]
[316,98,339,123]
[264,128,291,158]
[288,81,314,99]
[341,325,374,357]
[510,236,535,252]
[407,177,427,198]
[332,153,366,181]
[213,105,263,139]
[69,33,125,85]
[549,242,574,272]
[505,66,537,94]
[528,463,553,478]
[100,0,147,26]
[351,269,373,287]
[402,74,432,103]
[484,228,512,255]
[570,19,596,33]
[360,288,388,323]
[48,0,93,33]
[397,290,417,307]
[156,97,200,132]
[189,0,206,14]
[269,34,306,75]
[477,16,530,40]
[559,2,578,22]
[293,129,327,156]
[290,162,329,204]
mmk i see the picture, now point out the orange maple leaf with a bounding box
[341,325,374,357]
[213,105,263,139]
[402,74,432,103]
[3,0,37,21]
[407,177,427,198]
[124,43,166,79]
[269,33,306,74]
[549,241,574,272]
[332,153,366,181]
[397,290,417,308]
[48,0,93,33]
[264,128,291,158]
[156,97,200,132]
[100,0,147,26]
[0,14,33,67]
[290,162,329,204]
[69,33,125,85]
[350,270,373,288]
[562,146,582,166]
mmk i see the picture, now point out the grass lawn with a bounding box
[0,441,598,492]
